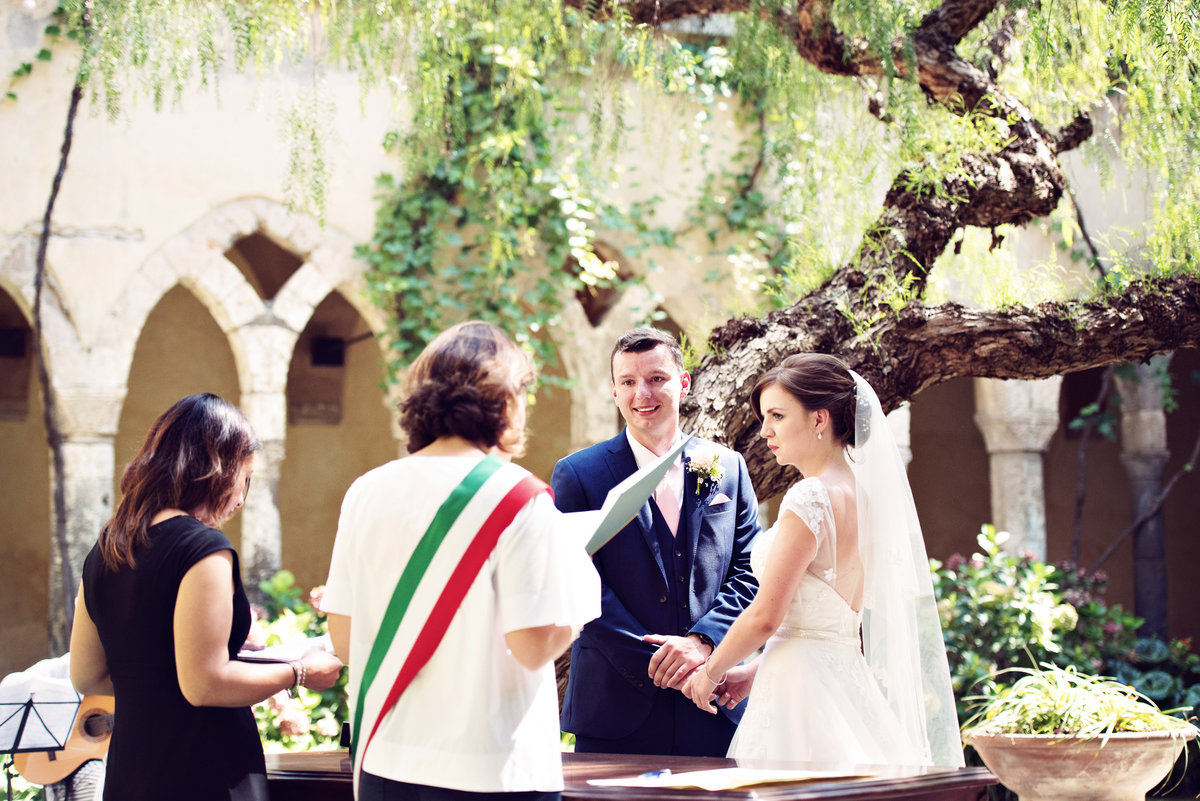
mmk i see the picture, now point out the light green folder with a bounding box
[561,435,692,555]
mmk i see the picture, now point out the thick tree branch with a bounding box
[822,121,1067,312]
[576,0,1028,121]
[916,0,1002,48]
[1054,112,1094,154]
[689,273,1200,498]
[981,9,1018,79]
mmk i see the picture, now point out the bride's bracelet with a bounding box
[703,656,727,686]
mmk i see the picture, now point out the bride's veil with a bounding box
[849,371,964,767]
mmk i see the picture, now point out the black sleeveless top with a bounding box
[82,516,267,801]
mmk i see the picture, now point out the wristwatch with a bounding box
[689,631,715,652]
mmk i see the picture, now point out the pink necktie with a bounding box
[655,472,680,536]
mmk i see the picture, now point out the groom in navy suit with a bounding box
[551,327,760,756]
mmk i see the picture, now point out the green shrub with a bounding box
[251,571,347,752]
[6,774,43,801]
[934,526,1200,798]
[932,525,1142,719]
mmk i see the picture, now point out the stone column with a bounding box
[1115,355,1172,639]
[239,389,287,600]
[49,388,123,653]
[973,377,1064,560]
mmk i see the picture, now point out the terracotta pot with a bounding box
[968,730,1196,801]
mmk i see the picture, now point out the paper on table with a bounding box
[586,767,872,791]
[560,435,691,555]
[237,633,332,663]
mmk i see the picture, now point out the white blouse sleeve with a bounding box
[493,493,601,634]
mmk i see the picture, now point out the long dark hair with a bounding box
[99,393,260,569]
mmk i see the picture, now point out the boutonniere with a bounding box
[685,448,725,496]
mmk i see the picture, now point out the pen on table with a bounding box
[639,769,671,778]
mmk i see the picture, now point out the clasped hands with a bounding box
[643,634,750,714]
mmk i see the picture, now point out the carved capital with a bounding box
[973,376,1063,453]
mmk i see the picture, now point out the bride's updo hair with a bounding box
[401,321,536,455]
[751,353,858,448]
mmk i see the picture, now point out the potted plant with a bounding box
[962,663,1198,801]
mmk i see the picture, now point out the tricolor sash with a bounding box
[349,455,549,795]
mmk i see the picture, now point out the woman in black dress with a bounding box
[69,393,343,801]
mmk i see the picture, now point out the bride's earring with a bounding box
[817,430,822,440]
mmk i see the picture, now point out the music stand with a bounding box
[0,676,81,801]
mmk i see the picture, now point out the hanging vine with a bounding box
[356,7,698,379]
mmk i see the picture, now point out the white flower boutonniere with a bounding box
[685,448,726,496]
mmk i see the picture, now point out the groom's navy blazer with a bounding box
[551,430,760,749]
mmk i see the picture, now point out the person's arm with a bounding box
[327,612,351,664]
[68,587,114,696]
[551,458,659,665]
[643,633,712,689]
[505,623,575,670]
[174,551,342,707]
[682,509,816,712]
[713,659,759,708]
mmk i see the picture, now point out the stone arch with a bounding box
[0,244,90,408]
[0,267,33,322]
[0,247,99,661]
[90,197,395,590]
[0,277,51,676]
[100,197,389,406]
[280,287,397,591]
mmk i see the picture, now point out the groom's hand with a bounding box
[643,633,712,689]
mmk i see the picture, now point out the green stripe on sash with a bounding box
[350,454,505,757]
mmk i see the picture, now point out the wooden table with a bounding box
[266,750,994,801]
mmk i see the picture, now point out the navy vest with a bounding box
[652,499,694,636]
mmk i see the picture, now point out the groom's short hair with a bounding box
[610,327,684,380]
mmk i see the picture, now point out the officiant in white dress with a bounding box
[681,353,963,768]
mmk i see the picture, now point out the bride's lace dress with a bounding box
[729,477,922,767]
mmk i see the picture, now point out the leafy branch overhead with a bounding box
[549,0,1199,496]
[50,2,1200,458]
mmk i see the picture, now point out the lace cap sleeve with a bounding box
[779,478,832,545]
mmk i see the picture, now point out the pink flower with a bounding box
[242,622,267,651]
[279,707,311,737]
[1103,621,1123,635]
[266,691,290,713]
[946,554,966,571]
[309,585,326,613]
[315,717,340,739]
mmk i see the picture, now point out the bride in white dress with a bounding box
[681,354,963,768]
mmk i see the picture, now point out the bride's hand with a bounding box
[713,662,757,710]
[681,666,719,714]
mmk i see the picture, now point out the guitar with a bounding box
[12,695,114,786]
